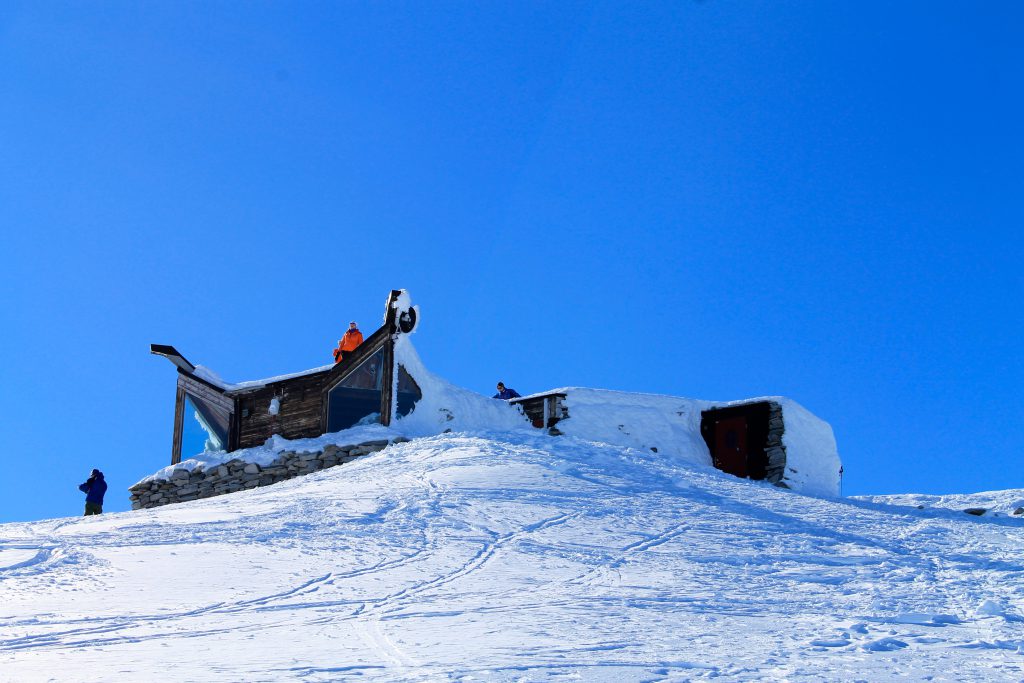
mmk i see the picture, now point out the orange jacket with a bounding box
[340,328,363,352]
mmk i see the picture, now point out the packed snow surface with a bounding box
[855,489,1024,518]
[2,433,1022,682]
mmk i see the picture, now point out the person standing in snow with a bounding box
[79,469,108,516]
[333,321,364,364]
[493,382,521,400]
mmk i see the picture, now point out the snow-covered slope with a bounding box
[2,432,1021,682]
[854,489,1024,518]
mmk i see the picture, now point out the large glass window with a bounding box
[327,348,384,432]
[182,393,231,456]
[396,365,422,418]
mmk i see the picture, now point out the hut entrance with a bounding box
[713,416,749,478]
[700,402,772,481]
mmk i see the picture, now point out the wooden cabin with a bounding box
[152,290,421,465]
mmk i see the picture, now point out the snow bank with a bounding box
[773,397,842,497]
[392,335,530,435]
[551,388,713,467]
[544,388,841,496]
[855,489,1024,518]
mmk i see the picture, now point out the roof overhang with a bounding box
[150,344,196,374]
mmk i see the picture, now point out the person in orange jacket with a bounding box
[333,321,364,364]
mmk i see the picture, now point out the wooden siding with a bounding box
[177,373,234,412]
[510,392,567,429]
[232,370,330,450]
[700,401,784,483]
[172,386,186,466]
[380,339,395,426]
[231,321,396,451]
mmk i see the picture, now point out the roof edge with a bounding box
[150,344,196,374]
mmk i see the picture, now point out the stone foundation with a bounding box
[129,437,409,510]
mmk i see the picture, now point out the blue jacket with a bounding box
[493,387,521,400]
[79,473,107,504]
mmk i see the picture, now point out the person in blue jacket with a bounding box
[79,469,108,516]
[493,382,521,400]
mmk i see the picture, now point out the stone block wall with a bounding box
[129,437,409,510]
[764,401,787,485]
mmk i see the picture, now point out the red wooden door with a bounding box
[713,416,748,478]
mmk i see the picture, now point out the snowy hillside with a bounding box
[854,490,1024,518]
[2,432,1022,681]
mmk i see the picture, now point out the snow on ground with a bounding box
[856,489,1024,518]
[2,432,1022,682]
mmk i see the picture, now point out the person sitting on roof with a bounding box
[493,382,521,400]
[333,321,364,364]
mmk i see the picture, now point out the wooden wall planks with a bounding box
[233,371,331,449]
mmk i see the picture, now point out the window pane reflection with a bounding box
[327,348,384,432]
[396,365,421,418]
[183,394,231,456]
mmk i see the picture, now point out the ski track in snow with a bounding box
[1,433,1022,681]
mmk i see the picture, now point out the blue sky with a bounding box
[1,2,1020,522]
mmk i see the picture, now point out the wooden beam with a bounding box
[384,289,402,332]
[229,397,241,452]
[172,386,186,466]
[322,325,391,392]
[151,344,196,373]
[177,373,234,412]
[380,338,395,426]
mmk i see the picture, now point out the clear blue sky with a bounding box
[1,2,1021,522]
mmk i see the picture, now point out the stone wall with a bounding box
[764,401,787,486]
[129,437,409,510]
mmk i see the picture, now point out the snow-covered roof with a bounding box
[191,363,334,393]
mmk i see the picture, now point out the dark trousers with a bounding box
[84,502,103,516]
